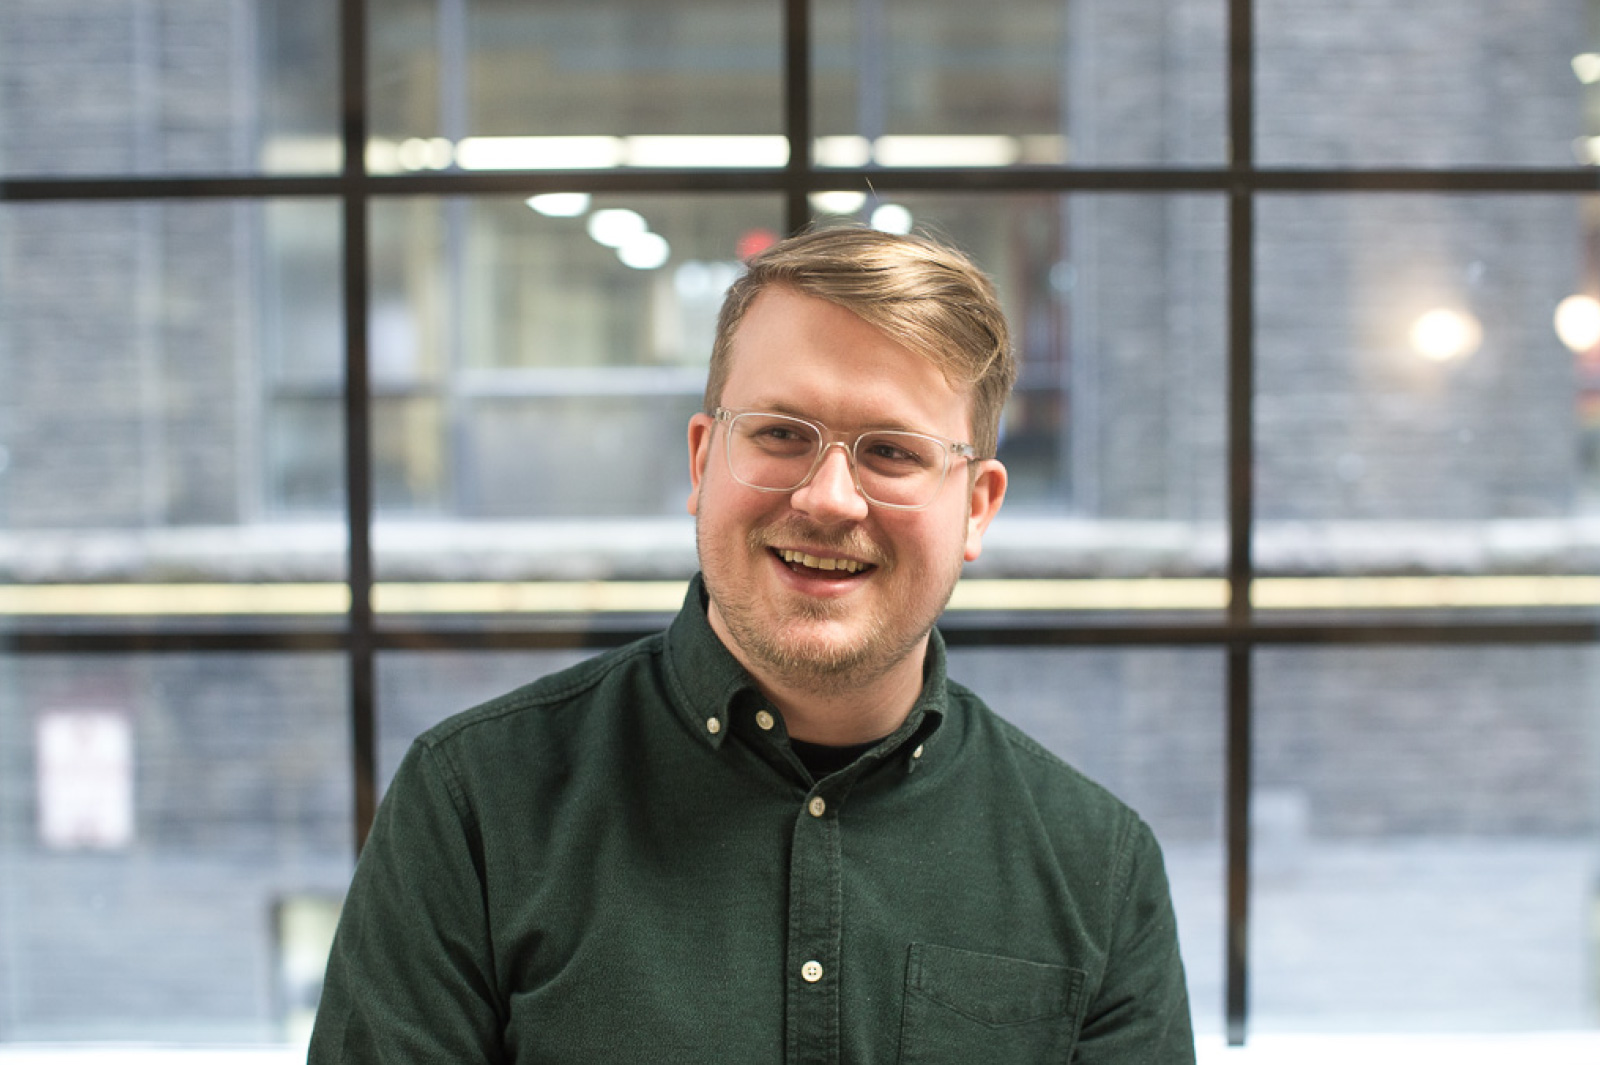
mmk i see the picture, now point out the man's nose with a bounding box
[789,443,870,523]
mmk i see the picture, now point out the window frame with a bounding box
[3,0,1598,1046]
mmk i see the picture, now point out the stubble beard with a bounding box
[696,516,963,696]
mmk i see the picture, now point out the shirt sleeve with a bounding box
[1072,815,1196,1064]
[308,740,506,1064]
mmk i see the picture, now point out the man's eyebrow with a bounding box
[749,403,937,437]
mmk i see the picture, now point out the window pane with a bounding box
[0,0,340,177]
[1253,646,1600,1034]
[813,0,1226,168]
[369,0,783,173]
[813,195,1226,582]
[0,653,351,1043]
[1258,0,1587,168]
[1254,195,1597,617]
[368,194,781,571]
[946,647,1226,1038]
[0,201,347,621]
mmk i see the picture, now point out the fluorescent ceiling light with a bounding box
[814,135,872,168]
[456,136,625,170]
[873,135,1022,168]
[526,193,592,218]
[625,135,788,168]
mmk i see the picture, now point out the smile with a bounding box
[775,548,872,575]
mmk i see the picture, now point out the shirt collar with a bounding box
[661,574,950,761]
[661,574,757,749]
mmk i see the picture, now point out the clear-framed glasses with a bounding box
[714,407,978,511]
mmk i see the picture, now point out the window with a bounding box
[3,0,1599,1055]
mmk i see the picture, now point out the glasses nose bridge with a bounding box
[804,435,862,484]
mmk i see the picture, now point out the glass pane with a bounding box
[946,647,1226,1038]
[368,193,781,572]
[1258,0,1587,168]
[0,653,351,1044]
[0,0,340,177]
[1253,646,1600,1034]
[813,0,1226,168]
[370,194,1225,618]
[368,0,783,174]
[806,195,1226,579]
[0,200,346,621]
[1254,195,1598,617]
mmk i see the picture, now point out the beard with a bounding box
[696,513,964,695]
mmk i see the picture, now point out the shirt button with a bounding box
[706,717,722,735]
[912,744,924,759]
[756,710,775,731]
[808,796,826,818]
[801,960,824,983]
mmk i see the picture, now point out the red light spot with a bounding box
[737,228,780,261]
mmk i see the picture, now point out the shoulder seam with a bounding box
[417,634,664,749]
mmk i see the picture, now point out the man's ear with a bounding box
[686,412,715,516]
[963,459,1007,562]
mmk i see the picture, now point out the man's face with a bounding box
[687,285,1006,693]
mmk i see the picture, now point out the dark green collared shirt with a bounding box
[310,577,1194,1064]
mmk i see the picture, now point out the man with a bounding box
[309,227,1194,1063]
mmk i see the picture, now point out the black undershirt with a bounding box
[789,736,878,778]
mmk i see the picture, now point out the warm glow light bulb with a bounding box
[1409,308,1482,362]
[1554,294,1600,353]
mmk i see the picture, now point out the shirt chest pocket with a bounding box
[898,943,1087,1065]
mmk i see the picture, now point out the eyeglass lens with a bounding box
[726,412,949,507]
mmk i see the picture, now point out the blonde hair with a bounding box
[705,226,1016,457]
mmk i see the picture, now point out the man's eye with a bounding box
[864,439,932,467]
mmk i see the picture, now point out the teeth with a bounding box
[779,549,866,574]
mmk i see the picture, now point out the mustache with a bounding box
[749,519,888,568]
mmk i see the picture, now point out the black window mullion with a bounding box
[784,0,813,234]
[1225,0,1257,1046]
[340,0,377,854]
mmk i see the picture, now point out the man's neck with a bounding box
[751,648,927,745]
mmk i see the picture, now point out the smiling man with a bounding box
[309,227,1195,1064]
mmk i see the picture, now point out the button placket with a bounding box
[785,784,842,1065]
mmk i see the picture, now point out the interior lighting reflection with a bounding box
[626,135,788,168]
[811,191,869,215]
[1554,295,1600,353]
[526,193,592,218]
[1409,308,1482,362]
[815,136,872,167]
[870,203,914,235]
[873,135,1022,168]
[587,208,648,248]
[456,135,625,170]
[397,136,454,171]
[617,231,671,271]
[1573,52,1600,84]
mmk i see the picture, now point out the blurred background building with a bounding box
[2,0,1600,1052]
